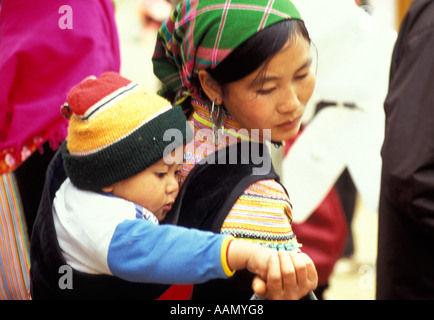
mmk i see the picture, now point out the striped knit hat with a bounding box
[61,72,191,191]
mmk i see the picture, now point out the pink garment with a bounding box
[0,0,121,174]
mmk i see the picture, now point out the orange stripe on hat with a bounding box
[61,71,191,191]
[65,73,172,156]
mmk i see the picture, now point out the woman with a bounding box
[153,0,317,299]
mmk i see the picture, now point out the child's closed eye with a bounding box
[155,172,167,178]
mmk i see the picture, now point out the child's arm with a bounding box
[106,219,236,284]
[227,240,318,300]
[54,181,235,284]
[108,219,318,299]
[54,181,317,297]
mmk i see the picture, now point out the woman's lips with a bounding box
[277,117,301,130]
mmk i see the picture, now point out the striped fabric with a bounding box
[180,101,255,183]
[180,99,301,251]
[153,0,301,105]
[66,79,171,156]
[221,180,299,251]
[0,173,30,300]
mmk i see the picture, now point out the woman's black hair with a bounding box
[207,19,311,85]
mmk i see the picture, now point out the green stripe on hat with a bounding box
[63,106,191,191]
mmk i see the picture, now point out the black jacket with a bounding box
[170,141,281,299]
[377,0,434,299]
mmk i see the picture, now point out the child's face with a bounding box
[102,147,184,222]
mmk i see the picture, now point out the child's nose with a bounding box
[166,176,179,195]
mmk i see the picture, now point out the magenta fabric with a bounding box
[0,0,121,173]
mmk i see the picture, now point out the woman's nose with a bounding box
[277,86,300,113]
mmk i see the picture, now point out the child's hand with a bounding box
[252,250,318,300]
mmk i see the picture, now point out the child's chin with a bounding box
[158,211,168,222]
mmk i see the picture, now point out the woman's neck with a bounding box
[190,97,263,147]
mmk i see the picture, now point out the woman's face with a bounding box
[221,34,315,142]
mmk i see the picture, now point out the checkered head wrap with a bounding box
[152,0,302,105]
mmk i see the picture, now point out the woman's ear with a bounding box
[198,70,223,105]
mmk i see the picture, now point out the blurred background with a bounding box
[113,0,414,300]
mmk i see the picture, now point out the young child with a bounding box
[30,72,317,300]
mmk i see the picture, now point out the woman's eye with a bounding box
[295,72,309,80]
[257,88,275,95]
[156,172,167,178]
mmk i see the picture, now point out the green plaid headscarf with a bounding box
[152,0,302,105]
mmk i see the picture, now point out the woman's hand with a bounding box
[252,250,318,300]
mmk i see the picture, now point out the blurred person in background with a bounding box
[0,0,120,299]
[377,0,434,300]
[278,0,396,298]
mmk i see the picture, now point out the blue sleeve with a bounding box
[107,219,233,284]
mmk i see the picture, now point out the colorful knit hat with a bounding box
[152,0,302,104]
[61,71,191,191]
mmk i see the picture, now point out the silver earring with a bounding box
[211,99,225,145]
